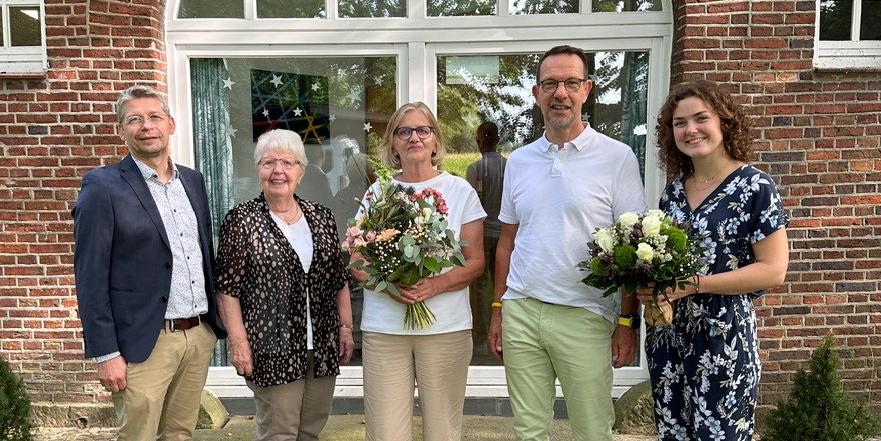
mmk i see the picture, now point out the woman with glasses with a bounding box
[215,128,354,441]
[350,102,486,441]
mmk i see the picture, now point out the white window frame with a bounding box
[0,0,46,75]
[166,0,673,401]
[814,0,881,70]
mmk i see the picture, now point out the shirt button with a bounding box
[191,281,195,284]
[180,233,183,236]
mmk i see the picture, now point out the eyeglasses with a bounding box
[538,78,587,93]
[394,126,433,140]
[123,113,168,127]
[259,158,301,170]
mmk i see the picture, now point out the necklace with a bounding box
[271,203,302,224]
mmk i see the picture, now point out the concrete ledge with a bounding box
[31,403,115,428]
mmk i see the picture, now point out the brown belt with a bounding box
[164,314,206,332]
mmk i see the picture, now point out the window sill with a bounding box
[814,41,881,72]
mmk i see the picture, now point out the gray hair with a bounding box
[253,129,308,168]
[115,85,171,123]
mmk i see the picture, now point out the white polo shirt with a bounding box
[498,125,647,323]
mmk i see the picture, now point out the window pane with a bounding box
[429,0,497,16]
[192,56,397,366]
[178,0,244,18]
[510,0,578,14]
[861,0,881,40]
[10,6,41,47]
[338,0,405,17]
[593,0,662,12]
[258,0,325,18]
[0,9,4,47]
[436,50,648,365]
[819,0,852,40]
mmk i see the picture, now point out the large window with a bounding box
[815,0,881,70]
[168,0,673,400]
[0,0,46,74]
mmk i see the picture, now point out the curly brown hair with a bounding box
[655,80,752,178]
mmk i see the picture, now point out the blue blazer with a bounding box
[72,155,227,363]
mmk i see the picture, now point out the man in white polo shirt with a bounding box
[486,45,646,441]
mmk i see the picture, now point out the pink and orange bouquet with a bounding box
[344,176,465,329]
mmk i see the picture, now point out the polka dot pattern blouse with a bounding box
[216,193,348,387]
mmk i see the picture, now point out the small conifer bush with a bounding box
[0,356,33,441]
[763,337,881,441]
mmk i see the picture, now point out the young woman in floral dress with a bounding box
[637,80,789,441]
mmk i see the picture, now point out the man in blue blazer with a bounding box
[73,85,226,441]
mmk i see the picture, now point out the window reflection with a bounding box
[593,0,662,12]
[510,0,578,15]
[178,0,244,18]
[819,0,852,41]
[436,50,648,365]
[257,0,325,18]
[10,6,41,47]
[338,0,405,18]
[429,0,496,16]
[191,57,397,366]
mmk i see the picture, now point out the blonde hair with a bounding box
[379,102,446,170]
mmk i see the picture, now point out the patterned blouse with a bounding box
[662,164,789,296]
[216,193,348,387]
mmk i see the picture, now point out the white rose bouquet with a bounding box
[577,210,703,326]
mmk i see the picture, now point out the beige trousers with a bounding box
[112,322,217,441]
[247,352,337,441]
[362,330,472,441]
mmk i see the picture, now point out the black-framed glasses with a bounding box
[395,126,433,140]
[539,78,587,93]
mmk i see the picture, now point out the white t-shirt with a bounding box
[498,125,647,323]
[270,213,316,349]
[359,172,486,335]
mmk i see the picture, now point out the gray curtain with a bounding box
[190,58,234,366]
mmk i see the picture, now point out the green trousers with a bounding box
[501,297,615,441]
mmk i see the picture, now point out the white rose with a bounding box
[594,228,616,253]
[618,212,639,229]
[647,209,665,219]
[636,242,654,261]
[642,214,662,237]
[422,207,432,219]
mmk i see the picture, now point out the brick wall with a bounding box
[672,0,881,412]
[1,0,878,420]
[0,0,166,406]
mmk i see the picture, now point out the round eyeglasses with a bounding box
[538,78,587,93]
[259,158,301,170]
[395,126,433,140]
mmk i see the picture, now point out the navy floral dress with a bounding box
[646,165,788,441]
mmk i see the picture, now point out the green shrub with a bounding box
[763,337,881,441]
[0,356,33,441]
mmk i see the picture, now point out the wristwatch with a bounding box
[617,314,640,329]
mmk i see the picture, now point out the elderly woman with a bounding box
[216,129,354,441]
[351,102,486,441]
[638,80,789,440]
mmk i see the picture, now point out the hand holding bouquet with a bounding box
[578,210,703,326]
[344,176,466,329]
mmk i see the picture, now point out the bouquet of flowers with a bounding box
[578,210,703,326]
[344,176,466,329]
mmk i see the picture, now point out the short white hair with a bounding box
[253,129,308,168]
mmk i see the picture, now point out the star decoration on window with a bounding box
[270,74,283,88]
[223,77,235,89]
[312,82,321,91]
[347,89,361,105]
[363,122,372,132]
[301,115,324,144]
[373,76,383,86]
[228,126,238,138]
[293,107,303,116]
[329,114,336,123]
[262,109,270,118]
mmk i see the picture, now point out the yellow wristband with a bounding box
[491,301,503,309]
